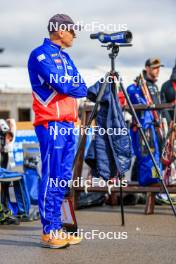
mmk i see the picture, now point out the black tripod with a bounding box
[73,43,176,226]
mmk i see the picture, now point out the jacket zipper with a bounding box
[59,49,68,76]
[59,49,76,120]
[74,99,77,119]
[56,101,60,119]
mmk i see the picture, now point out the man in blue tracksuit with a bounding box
[28,14,87,248]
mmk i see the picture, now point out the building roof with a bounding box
[0,67,30,93]
[0,66,172,93]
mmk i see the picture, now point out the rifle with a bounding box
[162,104,176,184]
[138,73,165,141]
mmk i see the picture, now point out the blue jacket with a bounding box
[85,80,132,180]
[127,83,161,185]
[28,38,87,125]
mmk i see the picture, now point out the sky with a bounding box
[0,0,175,70]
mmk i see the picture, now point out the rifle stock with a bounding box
[139,73,164,141]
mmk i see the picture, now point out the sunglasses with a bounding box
[66,29,76,38]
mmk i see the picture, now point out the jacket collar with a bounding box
[43,38,62,51]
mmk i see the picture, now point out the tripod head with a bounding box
[101,43,132,73]
[102,43,132,60]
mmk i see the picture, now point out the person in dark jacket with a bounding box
[143,58,164,105]
[161,61,176,123]
[128,58,164,184]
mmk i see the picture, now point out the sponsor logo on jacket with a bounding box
[54,58,62,64]
[51,53,59,57]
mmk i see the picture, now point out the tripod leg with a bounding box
[73,73,110,169]
[119,175,125,226]
[116,72,176,216]
[110,74,126,225]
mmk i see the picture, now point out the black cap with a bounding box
[47,14,81,33]
[145,58,164,68]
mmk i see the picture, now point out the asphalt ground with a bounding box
[0,204,176,264]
